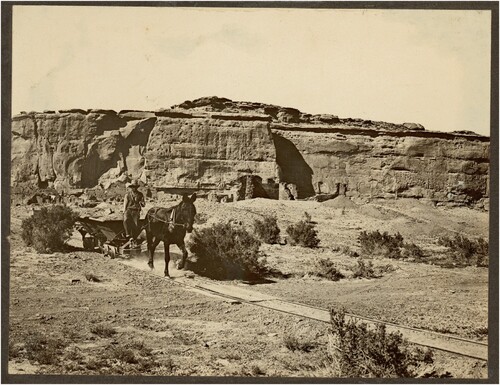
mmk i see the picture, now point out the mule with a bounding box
[145,193,197,277]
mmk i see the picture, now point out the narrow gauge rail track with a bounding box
[170,276,488,362]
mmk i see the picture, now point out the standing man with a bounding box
[123,179,145,242]
[284,184,295,200]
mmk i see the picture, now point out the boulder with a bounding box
[403,122,425,131]
[312,114,340,124]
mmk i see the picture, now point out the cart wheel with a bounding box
[83,236,96,251]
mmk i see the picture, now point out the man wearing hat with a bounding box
[123,179,145,242]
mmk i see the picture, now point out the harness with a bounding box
[148,207,189,229]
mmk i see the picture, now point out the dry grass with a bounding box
[90,324,117,338]
[24,332,66,365]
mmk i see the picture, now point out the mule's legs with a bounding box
[176,241,188,270]
[147,236,161,269]
[146,229,154,268]
[164,242,171,277]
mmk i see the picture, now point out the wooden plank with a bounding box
[256,300,488,361]
[172,277,488,361]
[174,277,277,302]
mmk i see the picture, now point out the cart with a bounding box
[75,217,146,258]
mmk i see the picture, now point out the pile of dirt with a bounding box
[321,196,358,209]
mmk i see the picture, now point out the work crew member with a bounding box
[123,179,145,241]
[284,184,295,200]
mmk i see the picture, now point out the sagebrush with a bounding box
[189,222,268,280]
[24,332,66,365]
[351,259,377,279]
[21,205,78,253]
[111,346,138,364]
[254,215,281,244]
[437,235,489,267]
[286,213,320,248]
[351,259,396,279]
[401,242,427,261]
[358,230,404,258]
[358,231,425,261]
[329,308,432,377]
[8,341,22,360]
[310,258,344,281]
[283,334,317,353]
[81,341,161,375]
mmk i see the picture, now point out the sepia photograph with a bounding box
[2,2,498,382]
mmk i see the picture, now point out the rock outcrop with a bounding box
[11,96,490,207]
[273,130,489,204]
[144,113,276,190]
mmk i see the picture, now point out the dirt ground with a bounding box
[7,196,490,378]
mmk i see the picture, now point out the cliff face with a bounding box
[144,112,277,189]
[273,130,489,203]
[12,111,119,189]
[12,110,141,190]
[11,96,490,206]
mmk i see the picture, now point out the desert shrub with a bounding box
[111,346,138,364]
[21,205,78,253]
[438,235,489,267]
[128,340,153,357]
[189,222,268,280]
[401,242,426,260]
[25,332,66,365]
[351,259,397,279]
[254,215,281,244]
[358,230,403,259]
[160,357,175,373]
[8,340,22,359]
[351,259,377,279]
[90,324,117,338]
[283,334,317,353]
[286,214,320,248]
[376,263,397,275]
[62,326,82,342]
[194,213,208,225]
[338,245,354,257]
[475,238,489,267]
[472,327,488,338]
[329,308,431,378]
[310,258,345,281]
[85,357,109,371]
[82,342,158,375]
[64,348,85,363]
[336,245,359,258]
[250,364,265,376]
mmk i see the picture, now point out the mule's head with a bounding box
[179,193,197,233]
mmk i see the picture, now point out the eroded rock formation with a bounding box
[11,96,490,206]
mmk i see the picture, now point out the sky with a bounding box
[12,6,492,135]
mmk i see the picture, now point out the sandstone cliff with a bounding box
[11,96,489,206]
